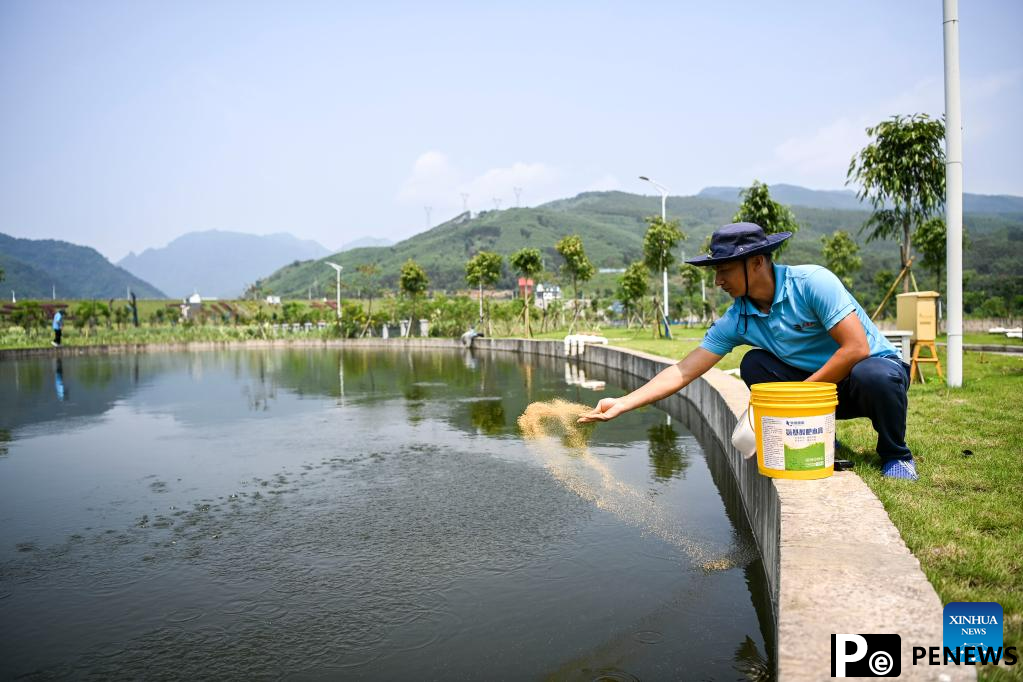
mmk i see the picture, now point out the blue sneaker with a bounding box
[881,458,919,481]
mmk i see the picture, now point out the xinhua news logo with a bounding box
[831,634,901,677]
[944,601,1003,663]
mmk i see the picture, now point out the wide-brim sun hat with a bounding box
[685,222,791,266]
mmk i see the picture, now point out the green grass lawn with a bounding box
[539,325,1022,679]
[944,331,1023,346]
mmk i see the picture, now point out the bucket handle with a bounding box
[746,399,754,430]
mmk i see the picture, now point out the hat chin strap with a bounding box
[736,258,750,336]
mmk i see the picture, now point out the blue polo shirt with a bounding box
[700,263,897,372]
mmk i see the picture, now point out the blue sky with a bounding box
[1,0,1020,260]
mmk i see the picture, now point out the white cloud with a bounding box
[396,151,460,205]
[397,153,613,217]
[459,161,562,209]
[762,78,946,187]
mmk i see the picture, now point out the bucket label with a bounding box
[760,414,835,471]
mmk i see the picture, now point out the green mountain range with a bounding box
[255,190,1023,315]
[0,233,165,300]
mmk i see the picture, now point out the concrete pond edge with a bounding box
[1,337,975,680]
[474,338,974,682]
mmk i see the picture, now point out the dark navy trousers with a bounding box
[739,349,913,462]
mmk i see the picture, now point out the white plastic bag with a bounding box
[731,405,757,460]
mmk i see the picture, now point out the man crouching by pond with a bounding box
[579,222,918,480]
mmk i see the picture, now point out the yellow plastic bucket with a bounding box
[750,381,838,480]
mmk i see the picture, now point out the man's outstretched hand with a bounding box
[577,397,628,423]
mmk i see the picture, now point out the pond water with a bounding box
[0,348,772,680]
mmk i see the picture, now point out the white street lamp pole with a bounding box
[943,0,963,387]
[327,262,343,328]
[640,176,671,338]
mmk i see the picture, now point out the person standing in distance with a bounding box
[52,308,63,347]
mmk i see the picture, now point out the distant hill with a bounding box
[117,230,331,298]
[698,184,1023,213]
[254,191,848,294]
[255,190,1022,313]
[0,233,165,299]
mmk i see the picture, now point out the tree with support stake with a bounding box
[870,257,916,322]
[847,114,946,294]
[510,248,543,338]
[464,251,503,337]
[642,215,685,339]
[555,235,595,335]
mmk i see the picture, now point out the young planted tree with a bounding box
[617,262,649,328]
[356,263,381,337]
[678,263,703,322]
[642,215,685,336]
[10,301,47,330]
[464,251,503,336]
[847,113,945,292]
[820,230,862,290]
[510,247,543,337]
[399,258,429,336]
[733,180,799,257]
[73,300,108,337]
[555,235,595,333]
[113,304,131,329]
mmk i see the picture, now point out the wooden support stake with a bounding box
[871,257,916,321]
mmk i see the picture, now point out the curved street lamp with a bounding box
[639,175,672,338]
[326,262,343,326]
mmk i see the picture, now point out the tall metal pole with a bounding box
[943,0,963,387]
[660,191,668,321]
[327,263,343,327]
[640,176,672,338]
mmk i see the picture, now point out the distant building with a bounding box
[265,295,281,305]
[181,291,203,320]
[535,283,562,310]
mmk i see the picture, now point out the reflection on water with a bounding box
[0,348,772,680]
[469,398,506,435]
[647,421,690,481]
